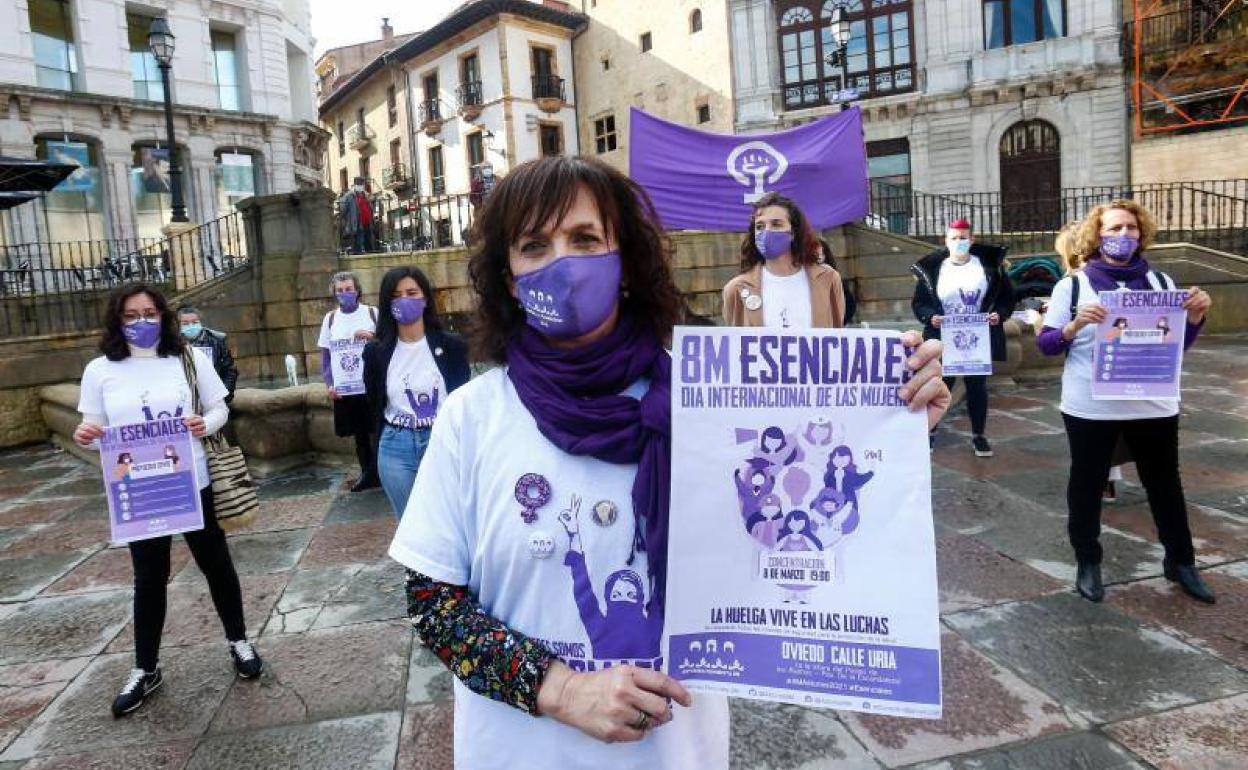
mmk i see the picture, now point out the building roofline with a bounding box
[318,0,585,117]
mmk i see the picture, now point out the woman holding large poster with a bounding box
[72,284,261,718]
[387,156,949,769]
[1037,201,1214,604]
[910,219,1014,457]
[362,266,470,518]
[721,193,847,329]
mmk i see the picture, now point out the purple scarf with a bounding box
[1083,253,1151,292]
[506,313,673,603]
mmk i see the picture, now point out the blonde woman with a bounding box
[1037,201,1213,604]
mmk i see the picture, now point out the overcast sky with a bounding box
[309,0,465,56]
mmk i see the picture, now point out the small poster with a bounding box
[329,338,366,396]
[46,141,96,193]
[141,147,171,194]
[99,418,203,544]
[220,152,255,197]
[1091,290,1186,400]
[665,327,942,719]
[940,314,992,376]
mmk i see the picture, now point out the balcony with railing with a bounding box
[457,81,484,120]
[531,74,566,113]
[419,100,445,136]
[347,123,375,152]
[382,164,411,192]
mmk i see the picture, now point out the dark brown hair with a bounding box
[738,192,820,273]
[466,156,683,363]
[100,283,184,361]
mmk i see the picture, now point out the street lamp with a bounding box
[827,4,854,109]
[148,17,188,223]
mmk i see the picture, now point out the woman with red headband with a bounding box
[911,218,1014,456]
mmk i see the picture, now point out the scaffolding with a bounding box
[1129,0,1248,135]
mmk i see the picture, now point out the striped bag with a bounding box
[181,348,258,531]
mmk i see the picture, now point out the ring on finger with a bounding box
[630,710,651,731]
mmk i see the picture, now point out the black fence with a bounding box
[0,211,249,338]
[335,192,475,255]
[867,179,1248,257]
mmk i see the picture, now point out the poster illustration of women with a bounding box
[665,327,942,719]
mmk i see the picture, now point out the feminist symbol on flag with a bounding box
[726,141,789,204]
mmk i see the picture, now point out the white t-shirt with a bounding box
[761,267,813,329]
[1043,272,1179,420]
[936,256,989,315]
[317,305,377,348]
[383,338,447,430]
[78,348,228,489]
[389,368,729,770]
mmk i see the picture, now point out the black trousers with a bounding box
[1062,413,1195,567]
[942,375,989,435]
[128,487,246,671]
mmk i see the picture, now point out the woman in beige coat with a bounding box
[722,192,846,328]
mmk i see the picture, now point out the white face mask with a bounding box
[948,239,971,257]
[352,185,363,193]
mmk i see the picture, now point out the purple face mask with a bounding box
[755,229,793,260]
[336,290,359,312]
[1100,234,1139,261]
[391,296,426,325]
[123,319,162,349]
[514,251,621,340]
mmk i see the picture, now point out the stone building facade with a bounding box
[729,0,1130,213]
[318,0,584,249]
[573,0,735,171]
[0,0,326,249]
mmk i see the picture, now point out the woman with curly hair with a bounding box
[1038,200,1214,604]
[721,192,846,328]
[387,156,950,769]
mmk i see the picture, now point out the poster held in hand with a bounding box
[1091,290,1186,400]
[329,338,367,396]
[665,327,942,719]
[940,313,992,376]
[100,418,203,544]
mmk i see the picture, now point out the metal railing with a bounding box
[334,192,475,255]
[532,74,565,101]
[347,123,375,148]
[867,179,1248,256]
[0,210,249,338]
[420,100,443,125]
[457,80,483,109]
[1122,2,1247,59]
[382,164,410,190]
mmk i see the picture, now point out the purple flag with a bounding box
[629,107,868,231]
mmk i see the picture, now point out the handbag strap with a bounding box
[180,346,226,452]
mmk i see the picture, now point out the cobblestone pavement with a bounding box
[1,337,1246,769]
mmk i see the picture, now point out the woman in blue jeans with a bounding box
[363,266,471,517]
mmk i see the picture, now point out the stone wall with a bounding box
[1131,126,1248,185]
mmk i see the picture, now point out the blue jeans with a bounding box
[377,424,431,519]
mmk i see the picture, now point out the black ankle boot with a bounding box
[1164,562,1216,604]
[1076,562,1104,602]
[350,472,381,492]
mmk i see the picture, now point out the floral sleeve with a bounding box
[405,569,557,715]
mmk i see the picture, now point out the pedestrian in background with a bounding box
[319,271,380,492]
[177,304,238,403]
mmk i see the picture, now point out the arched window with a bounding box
[690,8,703,33]
[215,148,263,214]
[999,120,1062,231]
[983,0,1065,49]
[779,1,914,109]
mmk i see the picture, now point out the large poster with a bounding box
[629,107,869,231]
[665,327,942,719]
[46,140,96,193]
[940,313,992,376]
[141,147,171,194]
[329,338,366,396]
[1091,290,1186,400]
[99,418,203,544]
[220,152,255,197]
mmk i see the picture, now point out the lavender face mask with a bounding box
[391,297,426,325]
[123,319,162,349]
[1100,234,1139,261]
[336,290,359,312]
[755,229,793,260]
[515,252,622,340]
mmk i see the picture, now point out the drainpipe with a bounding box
[570,18,589,156]
[403,63,422,199]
